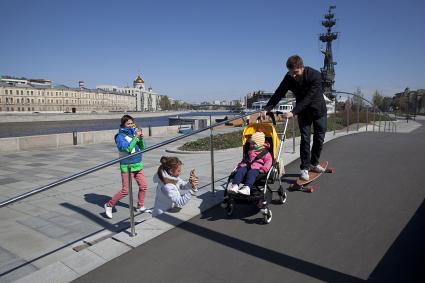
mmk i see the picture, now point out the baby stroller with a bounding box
[221,112,289,224]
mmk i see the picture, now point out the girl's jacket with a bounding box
[237,141,272,173]
[115,127,146,173]
[152,170,195,216]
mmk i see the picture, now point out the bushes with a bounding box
[178,112,393,151]
[178,130,243,151]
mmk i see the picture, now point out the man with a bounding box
[264,55,327,181]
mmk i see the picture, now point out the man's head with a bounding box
[286,55,304,80]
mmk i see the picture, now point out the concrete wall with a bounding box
[0,126,181,153]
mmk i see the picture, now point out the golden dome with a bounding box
[134,75,144,84]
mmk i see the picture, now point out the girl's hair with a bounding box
[157,156,183,183]
[120,115,134,128]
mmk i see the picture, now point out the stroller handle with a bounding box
[256,111,277,125]
[256,111,289,129]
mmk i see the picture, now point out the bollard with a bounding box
[209,116,215,193]
[148,124,152,136]
[73,131,78,145]
[127,165,136,237]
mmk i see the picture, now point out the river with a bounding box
[0,112,236,138]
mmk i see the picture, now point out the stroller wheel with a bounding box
[278,189,287,204]
[225,201,234,216]
[263,209,272,224]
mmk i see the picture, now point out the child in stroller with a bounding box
[222,118,289,224]
[227,131,273,196]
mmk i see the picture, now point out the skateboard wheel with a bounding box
[327,168,334,173]
[306,187,314,193]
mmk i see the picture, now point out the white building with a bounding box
[96,75,158,111]
[0,76,146,113]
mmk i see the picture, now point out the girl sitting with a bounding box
[152,156,199,216]
[228,131,272,195]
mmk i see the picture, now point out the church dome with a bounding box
[134,75,144,84]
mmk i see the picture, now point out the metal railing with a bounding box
[331,90,397,135]
[0,94,398,236]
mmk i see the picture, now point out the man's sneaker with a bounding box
[310,164,326,173]
[300,170,309,181]
[136,206,152,213]
[104,203,113,219]
[228,183,239,194]
[239,186,250,195]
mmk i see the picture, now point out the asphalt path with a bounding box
[73,122,425,283]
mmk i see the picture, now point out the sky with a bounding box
[1,0,424,102]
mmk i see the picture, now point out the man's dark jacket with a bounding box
[265,66,327,119]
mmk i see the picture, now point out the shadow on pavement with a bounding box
[158,212,363,283]
[84,193,129,210]
[367,199,425,282]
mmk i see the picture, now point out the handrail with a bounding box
[0,109,265,208]
[0,92,396,209]
[332,90,397,133]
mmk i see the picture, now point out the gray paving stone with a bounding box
[16,217,52,229]
[0,177,19,185]
[60,249,106,276]
[0,260,38,283]
[13,262,78,283]
[88,238,131,261]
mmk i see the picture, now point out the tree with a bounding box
[381,97,392,112]
[372,90,383,110]
[160,96,172,110]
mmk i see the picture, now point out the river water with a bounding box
[0,112,235,138]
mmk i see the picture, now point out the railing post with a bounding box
[356,102,360,131]
[366,108,369,131]
[209,116,215,193]
[378,113,381,132]
[127,165,136,237]
[73,131,78,145]
[292,117,296,153]
[333,96,337,135]
[346,105,350,133]
[384,120,386,133]
[373,108,376,132]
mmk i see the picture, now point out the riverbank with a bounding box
[0,111,190,123]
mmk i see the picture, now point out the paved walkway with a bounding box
[0,118,422,282]
[74,119,425,283]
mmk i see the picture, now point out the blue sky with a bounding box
[1,0,424,102]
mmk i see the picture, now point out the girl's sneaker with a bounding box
[238,186,250,195]
[104,203,113,219]
[136,206,152,213]
[228,183,239,194]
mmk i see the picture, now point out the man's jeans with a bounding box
[298,114,327,170]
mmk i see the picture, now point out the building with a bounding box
[96,75,158,112]
[0,74,158,113]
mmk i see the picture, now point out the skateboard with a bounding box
[288,161,334,193]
